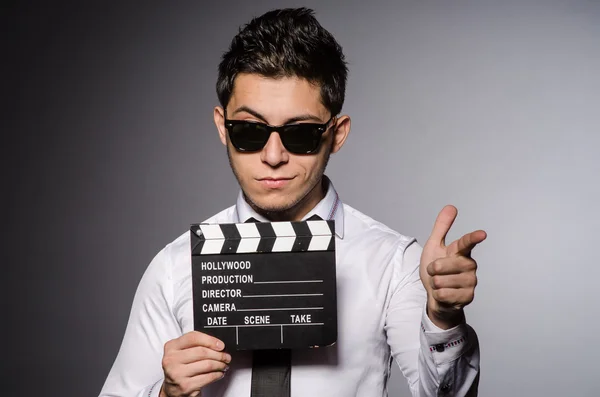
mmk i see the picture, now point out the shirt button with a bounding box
[435,343,445,352]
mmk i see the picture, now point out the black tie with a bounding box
[250,349,291,397]
[245,217,291,397]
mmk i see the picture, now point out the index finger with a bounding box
[453,230,487,256]
[172,331,225,351]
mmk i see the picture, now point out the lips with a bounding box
[257,177,293,189]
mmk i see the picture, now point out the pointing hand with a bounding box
[419,205,487,329]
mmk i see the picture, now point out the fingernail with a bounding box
[223,366,230,373]
[216,341,224,349]
[225,354,232,363]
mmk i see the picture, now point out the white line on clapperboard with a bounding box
[237,307,324,312]
[205,323,325,328]
[243,293,323,298]
[253,280,323,284]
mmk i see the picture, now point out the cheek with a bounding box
[294,153,327,177]
[230,153,256,180]
[294,159,316,178]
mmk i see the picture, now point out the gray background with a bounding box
[5,0,599,396]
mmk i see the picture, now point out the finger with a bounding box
[427,256,477,277]
[168,331,225,352]
[178,346,232,365]
[182,359,229,377]
[432,288,475,307]
[451,230,487,256]
[427,205,458,247]
[430,273,477,290]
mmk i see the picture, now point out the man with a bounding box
[100,7,485,397]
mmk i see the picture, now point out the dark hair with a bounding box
[216,7,348,116]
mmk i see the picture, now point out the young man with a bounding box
[100,7,485,397]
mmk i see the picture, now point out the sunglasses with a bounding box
[224,112,335,154]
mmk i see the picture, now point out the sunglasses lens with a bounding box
[229,122,269,151]
[281,125,322,154]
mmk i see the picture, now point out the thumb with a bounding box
[427,205,458,247]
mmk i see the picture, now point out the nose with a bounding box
[260,131,289,166]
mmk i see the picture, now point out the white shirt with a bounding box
[99,177,480,397]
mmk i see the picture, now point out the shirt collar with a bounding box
[234,175,345,238]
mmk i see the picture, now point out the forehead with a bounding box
[229,73,326,121]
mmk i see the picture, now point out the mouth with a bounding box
[256,177,294,189]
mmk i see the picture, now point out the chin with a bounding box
[251,196,297,213]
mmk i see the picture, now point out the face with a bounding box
[214,73,350,221]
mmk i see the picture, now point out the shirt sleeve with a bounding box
[385,240,480,397]
[99,246,181,397]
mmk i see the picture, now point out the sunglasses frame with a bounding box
[223,111,335,154]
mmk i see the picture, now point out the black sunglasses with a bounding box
[224,111,335,154]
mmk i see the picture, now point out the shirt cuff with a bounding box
[420,307,470,365]
[142,379,163,397]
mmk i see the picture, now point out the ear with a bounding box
[214,106,228,146]
[330,115,351,154]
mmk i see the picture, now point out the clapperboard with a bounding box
[190,219,337,350]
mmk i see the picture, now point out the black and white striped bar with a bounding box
[191,220,335,255]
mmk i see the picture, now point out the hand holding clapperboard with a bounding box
[190,218,337,350]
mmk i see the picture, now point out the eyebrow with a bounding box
[230,105,324,124]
